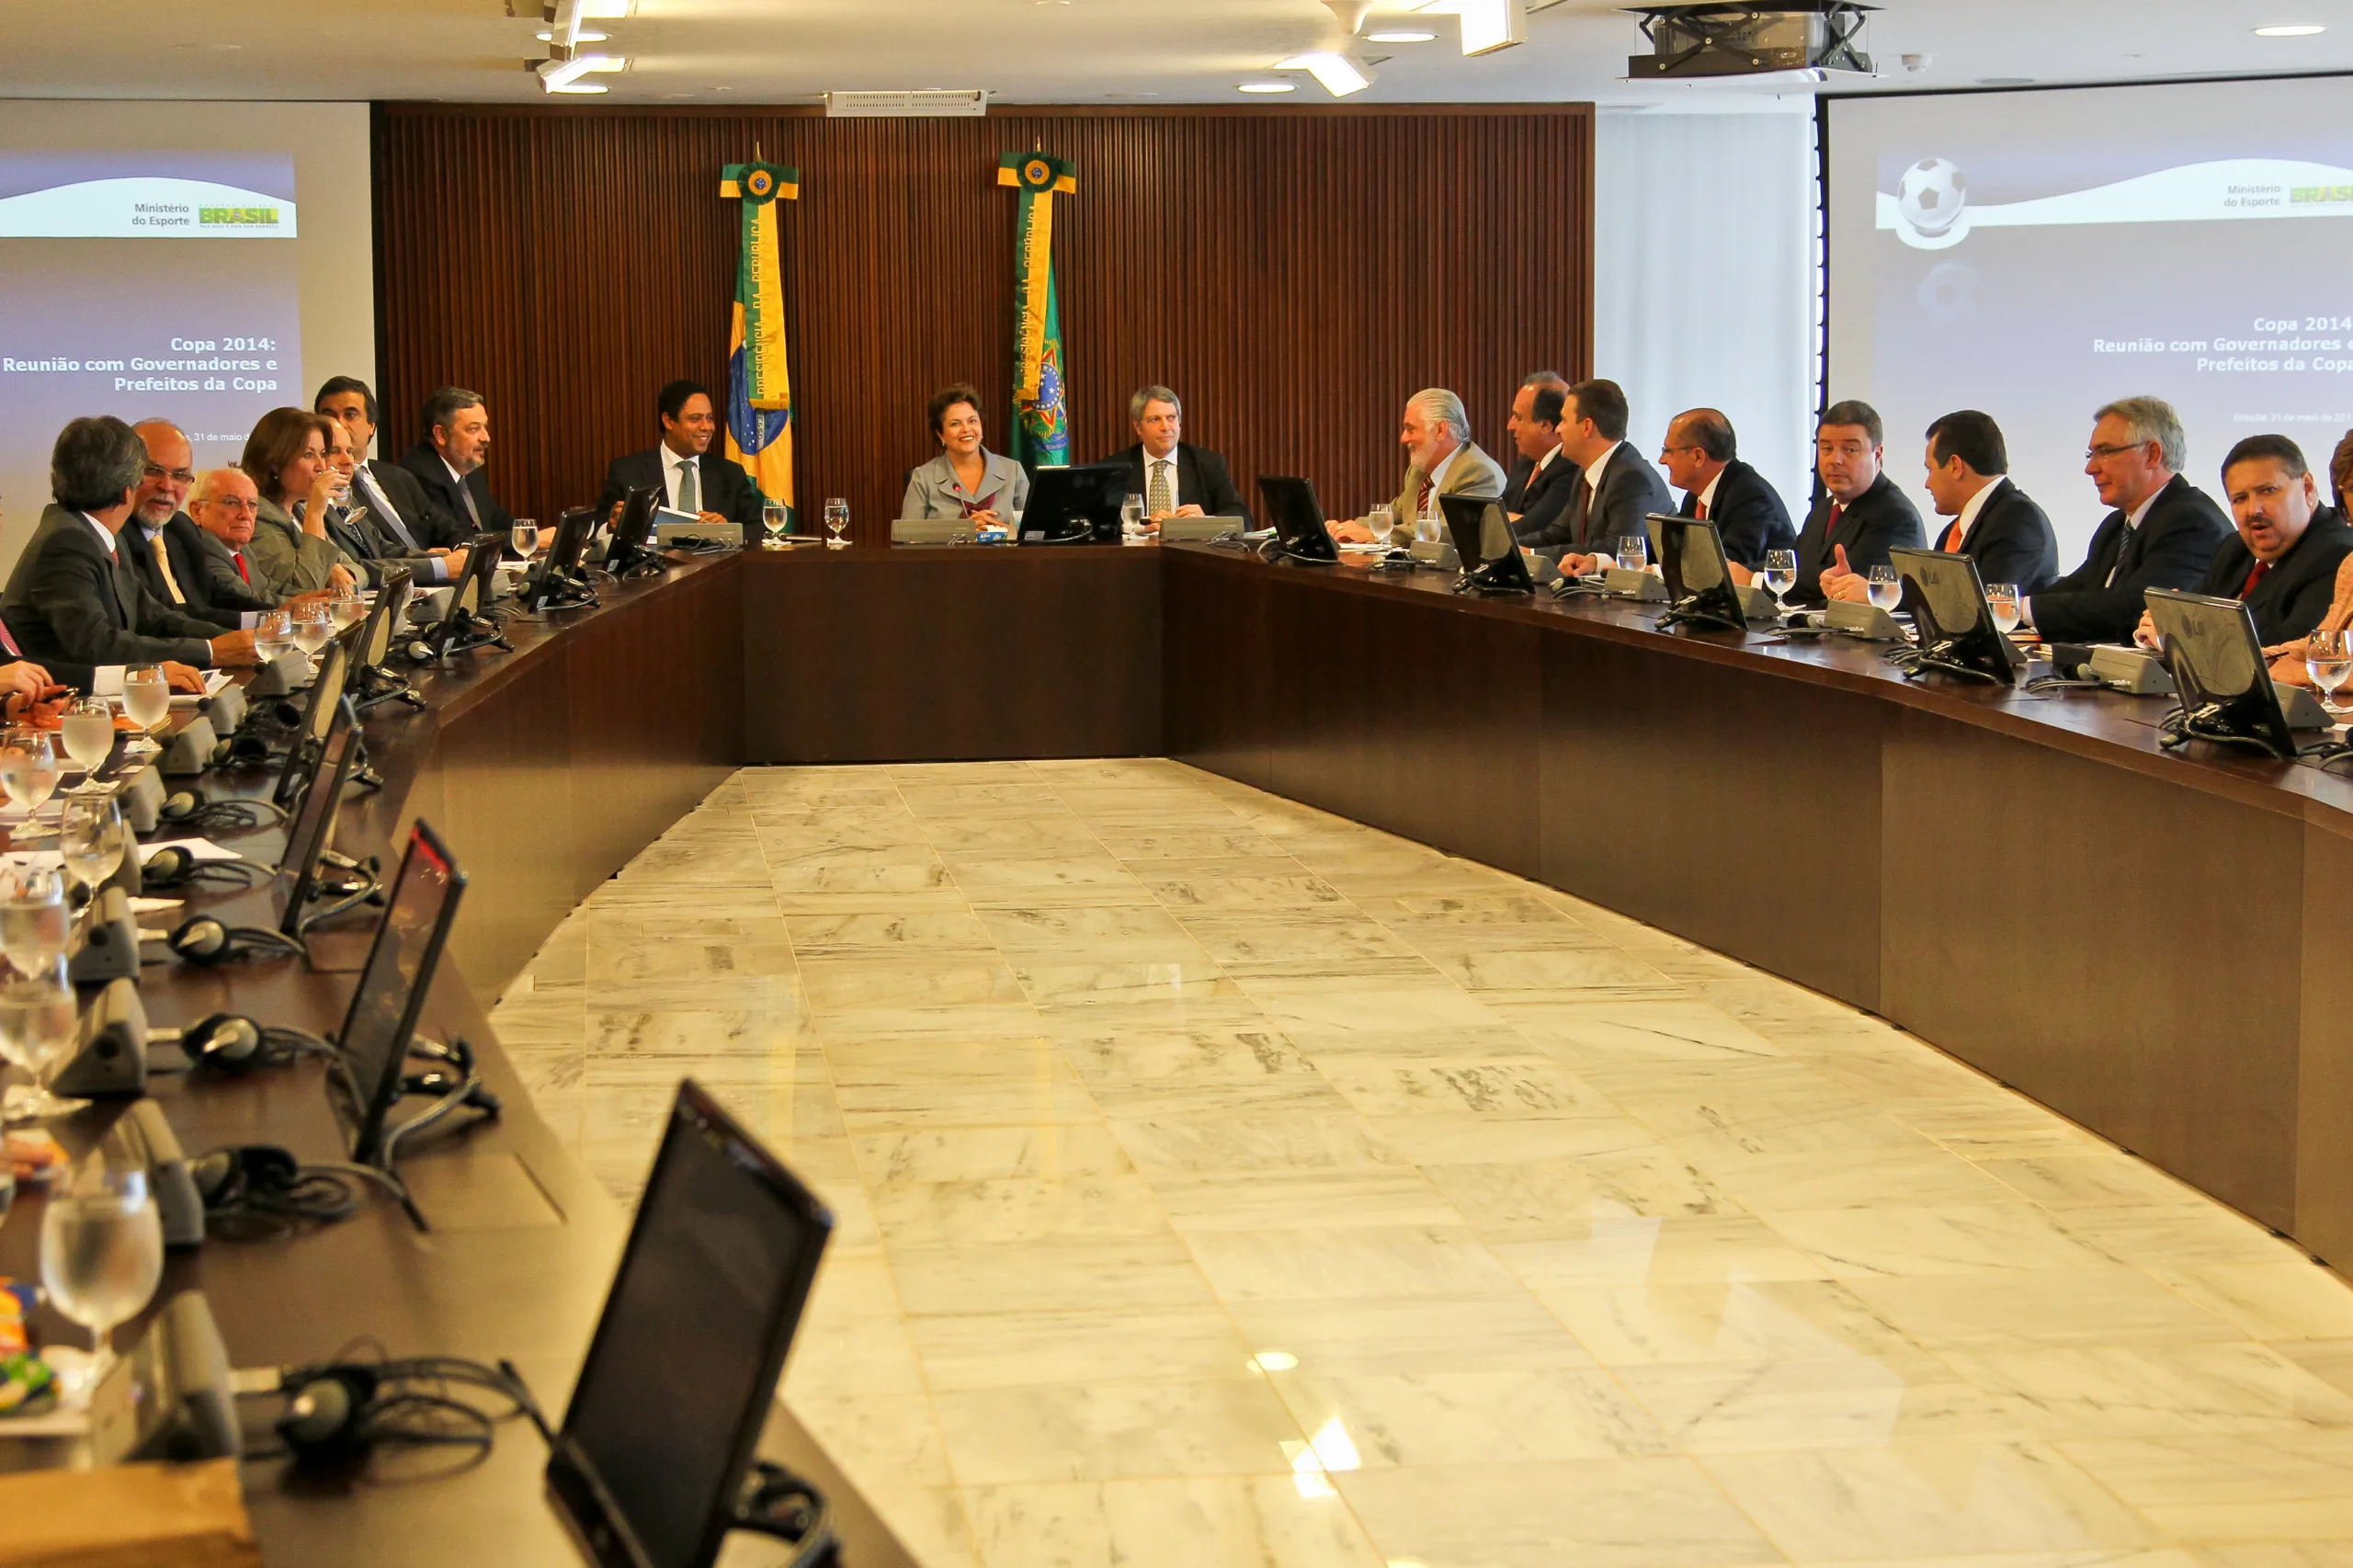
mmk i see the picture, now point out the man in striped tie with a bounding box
[1108,386,1250,530]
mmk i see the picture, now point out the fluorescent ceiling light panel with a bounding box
[2253,23,2325,34]
[1278,50,1376,95]
[1416,0,1526,55]
[1367,29,1437,42]
[1238,81,1298,92]
[539,52,625,93]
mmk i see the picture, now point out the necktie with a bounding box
[678,458,700,517]
[362,468,418,549]
[1695,496,1710,522]
[1147,459,1173,518]
[149,531,188,604]
[0,612,20,659]
[233,550,251,584]
[1415,474,1435,521]
[2103,518,2131,588]
[1571,481,1592,545]
[456,473,483,530]
[1939,519,1965,553]
[2241,559,2269,599]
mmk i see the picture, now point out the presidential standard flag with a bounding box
[721,159,799,523]
[997,152,1075,468]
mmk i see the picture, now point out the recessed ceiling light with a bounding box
[1976,76,2035,85]
[2254,23,2326,34]
[1367,29,1437,42]
[1239,81,1297,93]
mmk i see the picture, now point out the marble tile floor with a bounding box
[492,759,2353,1568]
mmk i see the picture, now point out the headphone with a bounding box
[176,1013,332,1073]
[157,788,283,835]
[166,915,306,966]
[267,1355,543,1470]
[143,848,270,894]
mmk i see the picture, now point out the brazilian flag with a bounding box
[998,153,1075,468]
[721,160,799,521]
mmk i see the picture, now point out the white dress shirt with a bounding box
[1695,468,1725,518]
[1141,447,1180,515]
[1944,476,2001,550]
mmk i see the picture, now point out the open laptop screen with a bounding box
[337,823,466,1164]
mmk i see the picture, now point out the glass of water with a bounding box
[1986,584,2022,634]
[1867,564,1903,611]
[824,498,849,547]
[40,1158,164,1389]
[0,865,70,979]
[59,796,124,903]
[759,500,787,548]
[60,698,114,792]
[1120,494,1147,540]
[256,611,294,663]
[510,517,540,560]
[1,728,61,821]
[2306,628,2353,714]
[124,667,171,735]
[329,582,367,631]
[1760,549,1800,615]
[291,600,333,655]
[0,953,80,1123]
[1366,504,1396,546]
[1617,534,1650,574]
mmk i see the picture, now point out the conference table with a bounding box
[1,531,2347,1563]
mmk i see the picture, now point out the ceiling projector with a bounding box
[1624,2,1877,79]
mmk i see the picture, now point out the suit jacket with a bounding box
[1521,441,1673,561]
[1790,471,1927,606]
[2193,508,2353,647]
[1,505,224,668]
[2030,473,2234,646]
[1388,440,1507,547]
[247,497,346,597]
[357,458,449,557]
[1506,451,1581,544]
[123,516,212,615]
[319,506,392,590]
[597,446,765,529]
[1110,442,1250,524]
[1929,478,2062,596]
[1678,460,1797,568]
[397,443,512,549]
[185,527,281,620]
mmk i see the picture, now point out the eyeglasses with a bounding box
[194,497,258,515]
[1657,443,1703,459]
[141,463,196,484]
[2086,442,2152,462]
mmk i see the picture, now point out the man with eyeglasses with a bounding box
[125,419,221,618]
[2023,395,2232,645]
[1660,407,1795,569]
[183,468,295,625]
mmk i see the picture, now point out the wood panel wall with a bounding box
[373,103,1592,543]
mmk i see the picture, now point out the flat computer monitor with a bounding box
[1656,513,1748,634]
[361,572,413,670]
[1256,476,1340,563]
[524,506,599,610]
[1437,493,1533,596]
[2145,586,2302,760]
[277,708,363,937]
[335,822,467,1165]
[1891,546,2024,687]
[426,533,506,658]
[548,1080,834,1568]
[271,639,350,812]
[1017,462,1126,545]
[609,484,662,570]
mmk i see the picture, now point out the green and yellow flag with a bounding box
[997,152,1075,468]
[721,159,799,521]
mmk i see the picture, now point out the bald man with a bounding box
[185,468,301,625]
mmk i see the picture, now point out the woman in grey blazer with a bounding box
[238,407,356,597]
[900,384,1029,525]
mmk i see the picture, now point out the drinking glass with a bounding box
[1120,494,1146,540]
[2306,628,2353,714]
[760,501,788,549]
[122,666,171,733]
[0,728,61,819]
[1760,549,1800,614]
[1366,505,1395,546]
[824,498,849,547]
[0,955,80,1123]
[59,796,124,903]
[0,866,70,979]
[1867,564,1903,611]
[1986,584,2022,634]
[1617,534,1650,574]
[291,600,333,655]
[510,517,540,560]
[329,583,367,631]
[256,610,294,663]
[40,1159,163,1389]
[60,698,114,790]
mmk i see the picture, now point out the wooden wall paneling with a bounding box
[373,105,1593,550]
[1539,635,1882,1011]
[1880,710,2301,1231]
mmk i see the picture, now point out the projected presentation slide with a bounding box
[1828,78,2353,558]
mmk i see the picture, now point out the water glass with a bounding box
[1617,534,1650,574]
[1986,584,2022,634]
[1867,564,1903,611]
[1120,494,1146,540]
[0,865,69,978]
[59,796,124,901]
[824,498,849,546]
[291,600,333,655]
[60,699,114,790]
[0,728,61,817]
[0,955,80,1123]
[1760,549,1800,613]
[2306,628,2353,713]
[1366,505,1396,545]
[760,501,788,548]
[40,1159,164,1389]
[510,517,540,559]
[329,584,367,631]
[123,666,171,733]
[256,610,294,662]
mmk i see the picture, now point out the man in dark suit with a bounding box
[182,469,288,622]
[2,417,256,689]
[1660,408,1795,569]
[1768,400,1925,607]
[317,376,467,584]
[1501,377,1579,542]
[121,419,215,617]
[597,380,767,530]
[1519,378,1673,570]
[2132,434,2353,650]
[2027,396,2233,645]
[1103,385,1251,526]
[1823,409,2056,601]
[398,386,514,551]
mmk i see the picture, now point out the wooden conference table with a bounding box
[4,532,2349,1563]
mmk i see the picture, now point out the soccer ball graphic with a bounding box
[1897,157,1968,237]
[1917,261,1980,324]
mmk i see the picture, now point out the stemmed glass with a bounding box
[1867,564,1903,611]
[291,600,333,656]
[0,728,62,829]
[122,665,171,734]
[40,1158,164,1396]
[1617,534,1650,574]
[510,517,540,562]
[256,610,295,665]
[60,698,115,794]
[329,582,368,632]
[2305,628,2353,715]
[0,950,78,1124]
[824,498,849,547]
[1986,584,2022,634]
[59,796,125,906]
[760,501,789,549]
[1365,505,1395,548]
[1760,549,1800,617]
[1120,494,1146,542]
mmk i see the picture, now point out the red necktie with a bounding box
[233,551,251,583]
[0,613,19,659]
[1695,497,1710,522]
[2242,559,2269,599]
[1940,519,1965,552]
[1416,475,1435,517]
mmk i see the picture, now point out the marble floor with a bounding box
[492,759,2353,1568]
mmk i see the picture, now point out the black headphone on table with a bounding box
[142,846,270,894]
[176,1012,332,1073]
[156,787,283,835]
[267,1354,544,1469]
[165,915,306,966]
